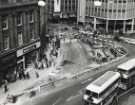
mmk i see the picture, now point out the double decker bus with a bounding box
[117,58,135,90]
[83,71,120,105]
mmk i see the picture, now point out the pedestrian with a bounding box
[35,71,39,78]
[44,54,49,68]
[40,61,43,69]
[25,71,30,79]
[19,72,22,80]
[16,72,19,79]
[55,50,58,58]
[27,72,30,79]
[21,70,25,79]
[19,72,21,80]
[3,80,8,93]
[34,61,38,69]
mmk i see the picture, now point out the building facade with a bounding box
[47,0,78,21]
[78,0,135,33]
[0,0,46,81]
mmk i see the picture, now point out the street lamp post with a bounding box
[38,0,46,60]
[93,1,102,31]
[38,0,46,36]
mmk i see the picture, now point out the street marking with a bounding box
[81,78,93,85]
[66,94,80,102]
[52,97,62,105]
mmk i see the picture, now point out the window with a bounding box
[8,0,16,3]
[30,24,35,41]
[122,9,125,13]
[121,78,128,83]
[17,13,22,26]
[16,0,23,3]
[2,16,8,30]
[109,9,112,13]
[102,89,117,105]
[91,92,99,98]
[118,69,128,74]
[1,0,8,4]
[29,11,34,23]
[123,0,126,3]
[3,37,9,50]
[119,0,122,3]
[17,31,23,46]
[85,90,91,95]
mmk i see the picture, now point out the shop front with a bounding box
[17,41,41,71]
[0,50,17,84]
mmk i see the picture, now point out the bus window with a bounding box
[85,90,91,95]
[129,68,135,73]
[121,78,128,83]
[117,69,128,74]
[91,92,99,98]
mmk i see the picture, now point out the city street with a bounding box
[22,69,105,105]
[1,1,135,105]
[19,38,135,105]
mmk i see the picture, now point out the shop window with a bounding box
[16,0,23,3]
[30,24,35,41]
[1,0,8,4]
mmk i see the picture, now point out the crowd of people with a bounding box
[0,34,61,99]
[34,35,60,70]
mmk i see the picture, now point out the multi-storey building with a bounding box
[0,0,46,81]
[78,0,135,33]
[47,0,78,20]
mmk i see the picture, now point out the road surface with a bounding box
[22,40,135,105]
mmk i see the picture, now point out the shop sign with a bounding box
[23,45,36,53]
[17,41,41,57]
